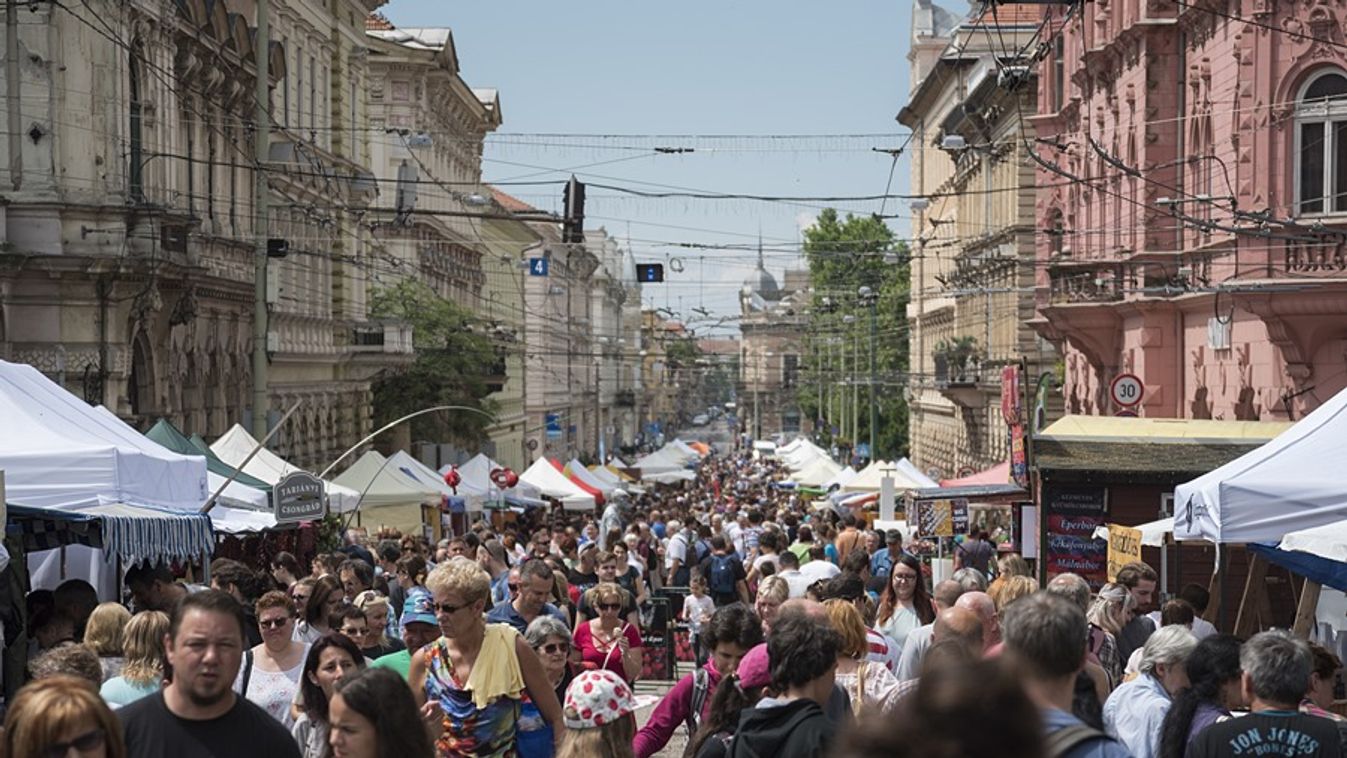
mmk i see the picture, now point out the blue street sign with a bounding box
[545,414,562,439]
[529,257,549,277]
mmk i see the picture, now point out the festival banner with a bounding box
[1042,484,1108,587]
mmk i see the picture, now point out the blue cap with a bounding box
[402,587,436,629]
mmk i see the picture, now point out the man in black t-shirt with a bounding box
[1190,630,1342,758]
[699,536,749,607]
[120,590,300,758]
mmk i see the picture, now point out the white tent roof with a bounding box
[1092,518,1175,548]
[0,361,209,511]
[332,451,441,510]
[449,454,544,506]
[824,466,858,490]
[211,425,360,513]
[632,448,688,473]
[608,457,629,469]
[642,469,697,484]
[1175,388,1347,544]
[385,451,481,513]
[843,458,939,492]
[671,439,702,459]
[778,438,806,454]
[566,460,615,495]
[792,457,843,488]
[519,458,595,511]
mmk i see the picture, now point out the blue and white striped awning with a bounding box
[7,502,215,564]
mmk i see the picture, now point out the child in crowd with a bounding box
[682,575,717,668]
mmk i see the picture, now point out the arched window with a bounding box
[1296,69,1347,215]
[128,331,153,417]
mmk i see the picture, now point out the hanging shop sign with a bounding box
[274,472,327,523]
[1043,484,1108,588]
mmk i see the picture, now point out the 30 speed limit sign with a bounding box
[1110,373,1145,407]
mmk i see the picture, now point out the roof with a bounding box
[490,187,536,213]
[366,12,394,31]
[367,26,454,51]
[1034,416,1291,482]
[697,338,739,355]
[1037,416,1293,445]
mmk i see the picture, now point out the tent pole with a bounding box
[201,399,303,514]
[1294,580,1322,639]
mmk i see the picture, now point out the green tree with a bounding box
[799,209,911,459]
[368,280,500,444]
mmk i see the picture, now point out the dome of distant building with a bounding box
[742,242,780,301]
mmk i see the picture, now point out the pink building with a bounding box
[1031,0,1347,421]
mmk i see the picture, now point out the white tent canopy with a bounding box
[448,454,545,507]
[791,457,843,488]
[211,425,361,513]
[842,458,938,492]
[1175,387,1347,544]
[332,451,441,533]
[519,458,596,511]
[566,460,615,495]
[642,469,697,484]
[823,466,858,491]
[632,448,688,474]
[0,361,208,511]
[670,440,701,460]
[385,451,479,513]
[1092,518,1175,548]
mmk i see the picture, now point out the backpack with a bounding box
[683,667,710,738]
[708,554,737,597]
[1045,724,1109,758]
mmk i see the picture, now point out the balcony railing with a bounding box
[1048,266,1126,305]
[352,323,414,354]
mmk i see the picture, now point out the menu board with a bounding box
[1042,484,1108,588]
[915,498,970,538]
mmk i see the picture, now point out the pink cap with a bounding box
[736,642,771,690]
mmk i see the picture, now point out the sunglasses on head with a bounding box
[43,729,104,758]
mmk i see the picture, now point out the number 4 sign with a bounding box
[1110,373,1144,408]
[528,257,549,277]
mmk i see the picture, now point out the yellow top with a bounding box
[466,623,526,709]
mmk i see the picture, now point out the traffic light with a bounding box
[636,263,664,282]
[563,175,585,244]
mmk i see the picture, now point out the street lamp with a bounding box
[842,314,857,448]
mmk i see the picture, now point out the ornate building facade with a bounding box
[900,2,1057,480]
[1031,0,1347,422]
[737,251,807,440]
[0,0,400,468]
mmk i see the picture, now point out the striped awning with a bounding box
[7,503,214,564]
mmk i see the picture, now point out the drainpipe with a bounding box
[7,0,21,190]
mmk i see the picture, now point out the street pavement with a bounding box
[635,661,697,757]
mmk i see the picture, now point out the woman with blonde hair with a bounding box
[1087,583,1134,687]
[99,610,168,707]
[409,557,563,757]
[4,675,126,758]
[989,575,1039,616]
[753,575,790,634]
[82,601,131,682]
[824,599,903,716]
[574,582,643,682]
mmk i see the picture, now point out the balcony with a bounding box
[351,322,414,354]
[933,337,986,407]
[614,390,636,407]
[1048,265,1126,306]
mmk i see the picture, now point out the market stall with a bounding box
[211,424,361,513]
[331,451,443,536]
[519,458,596,511]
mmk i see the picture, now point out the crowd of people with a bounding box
[5,450,1347,758]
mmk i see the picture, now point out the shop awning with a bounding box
[1034,416,1290,482]
[7,502,214,564]
[940,461,1011,487]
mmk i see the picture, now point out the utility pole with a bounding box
[251,0,270,439]
[863,286,878,460]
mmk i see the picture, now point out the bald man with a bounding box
[933,607,984,658]
[895,579,967,680]
[954,590,999,652]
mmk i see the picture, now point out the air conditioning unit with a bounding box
[1207,317,1232,350]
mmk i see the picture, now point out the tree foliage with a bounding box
[368,280,500,444]
[799,209,911,459]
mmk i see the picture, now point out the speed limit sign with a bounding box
[1110,373,1145,407]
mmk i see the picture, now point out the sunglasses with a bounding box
[597,603,622,611]
[508,584,520,591]
[539,642,569,655]
[340,626,367,636]
[259,617,291,629]
[434,601,471,615]
[44,729,104,758]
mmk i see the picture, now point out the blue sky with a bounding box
[381,0,914,334]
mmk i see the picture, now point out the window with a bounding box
[309,56,316,134]
[1296,70,1347,214]
[294,46,303,130]
[280,37,289,126]
[1052,33,1065,112]
[128,41,145,201]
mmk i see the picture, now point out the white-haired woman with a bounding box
[1102,624,1197,758]
[1087,583,1134,687]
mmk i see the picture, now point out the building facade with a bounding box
[0,0,400,469]
[1031,0,1347,422]
[900,2,1058,480]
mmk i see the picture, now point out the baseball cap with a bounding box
[401,587,436,628]
[736,642,771,690]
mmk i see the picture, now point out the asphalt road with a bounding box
[634,661,696,758]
